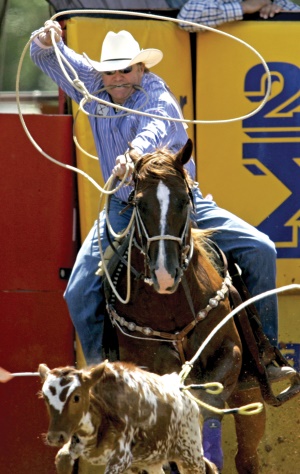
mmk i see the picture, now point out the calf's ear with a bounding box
[38,363,50,382]
[82,361,108,387]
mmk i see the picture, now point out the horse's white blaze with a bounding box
[155,181,174,291]
[43,374,80,414]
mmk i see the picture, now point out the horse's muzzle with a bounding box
[151,267,182,294]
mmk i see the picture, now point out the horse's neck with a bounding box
[187,244,224,299]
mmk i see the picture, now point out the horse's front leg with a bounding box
[193,337,242,472]
[228,387,266,474]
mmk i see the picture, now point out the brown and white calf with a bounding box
[38,360,217,474]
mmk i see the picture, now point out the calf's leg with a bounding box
[141,466,165,474]
[175,460,206,474]
[55,443,76,474]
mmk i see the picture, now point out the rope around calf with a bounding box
[2,282,300,415]
[178,284,300,416]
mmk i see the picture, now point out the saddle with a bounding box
[101,235,300,407]
[224,254,300,406]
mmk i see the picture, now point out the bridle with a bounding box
[106,164,231,364]
[131,173,195,279]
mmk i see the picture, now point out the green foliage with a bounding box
[0,0,56,91]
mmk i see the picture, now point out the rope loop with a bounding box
[16,8,274,181]
[179,361,193,383]
[181,382,224,395]
[72,78,90,101]
[234,402,264,416]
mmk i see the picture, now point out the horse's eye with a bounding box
[176,197,189,212]
[73,395,80,403]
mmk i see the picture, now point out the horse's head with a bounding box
[129,139,194,294]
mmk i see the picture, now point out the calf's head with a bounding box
[38,363,105,447]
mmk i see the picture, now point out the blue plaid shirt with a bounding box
[30,37,195,202]
[178,0,300,31]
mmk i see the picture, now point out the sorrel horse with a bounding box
[104,139,266,473]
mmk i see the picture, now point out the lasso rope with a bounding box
[11,9,290,418]
[96,175,137,304]
[3,285,300,416]
[47,9,271,125]
[16,8,272,185]
[179,284,300,382]
[176,283,300,415]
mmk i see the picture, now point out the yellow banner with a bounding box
[196,22,300,471]
[196,21,300,287]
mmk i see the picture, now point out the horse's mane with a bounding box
[192,228,224,276]
[134,147,194,188]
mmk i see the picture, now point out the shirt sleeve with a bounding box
[130,83,186,156]
[177,0,244,31]
[30,33,100,104]
[130,78,195,179]
[274,0,300,10]
[131,109,195,180]
[130,107,178,155]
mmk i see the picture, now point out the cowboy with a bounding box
[30,19,295,394]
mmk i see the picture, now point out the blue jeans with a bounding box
[64,189,278,364]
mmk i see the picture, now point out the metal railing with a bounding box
[0,90,59,113]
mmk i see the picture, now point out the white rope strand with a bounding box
[11,372,39,377]
[179,284,300,382]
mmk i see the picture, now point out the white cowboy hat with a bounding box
[83,30,163,72]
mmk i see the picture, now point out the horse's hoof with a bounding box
[266,362,297,383]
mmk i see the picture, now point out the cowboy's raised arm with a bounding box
[30,23,101,105]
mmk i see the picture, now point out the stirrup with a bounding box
[260,344,300,405]
[266,362,297,383]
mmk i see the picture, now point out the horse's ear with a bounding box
[127,142,141,164]
[38,363,50,382]
[176,139,193,165]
